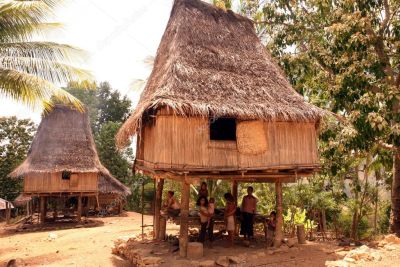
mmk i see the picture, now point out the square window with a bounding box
[62,171,71,180]
[209,118,236,141]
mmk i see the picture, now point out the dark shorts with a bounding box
[240,212,254,237]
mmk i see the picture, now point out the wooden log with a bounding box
[154,178,164,240]
[297,224,306,244]
[179,180,190,258]
[40,196,46,224]
[274,180,283,248]
[77,196,82,222]
[5,201,11,224]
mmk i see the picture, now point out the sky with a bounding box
[0,0,175,123]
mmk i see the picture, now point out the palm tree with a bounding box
[0,0,92,111]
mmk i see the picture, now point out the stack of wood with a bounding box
[112,236,162,267]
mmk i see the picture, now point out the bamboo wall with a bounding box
[24,172,98,193]
[140,114,319,170]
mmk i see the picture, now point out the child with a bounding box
[198,196,209,243]
[265,211,276,247]
[196,182,209,206]
[207,197,215,228]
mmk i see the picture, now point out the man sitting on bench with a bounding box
[161,191,181,217]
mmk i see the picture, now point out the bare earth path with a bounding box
[1,212,399,267]
[0,212,168,267]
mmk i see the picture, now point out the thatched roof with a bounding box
[0,198,14,210]
[116,0,323,147]
[10,105,113,179]
[10,105,131,197]
[13,194,32,207]
[99,175,131,197]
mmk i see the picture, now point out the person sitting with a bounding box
[265,211,276,247]
[240,186,258,241]
[161,191,180,217]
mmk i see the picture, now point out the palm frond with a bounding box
[0,0,92,111]
[0,22,63,42]
[0,42,87,63]
[1,56,92,84]
[0,68,84,111]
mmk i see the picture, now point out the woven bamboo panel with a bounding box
[236,120,268,155]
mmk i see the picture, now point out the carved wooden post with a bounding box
[179,178,190,257]
[274,180,283,248]
[154,178,164,240]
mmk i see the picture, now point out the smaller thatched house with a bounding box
[10,105,130,222]
[92,175,131,214]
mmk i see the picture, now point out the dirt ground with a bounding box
[0,212,173,267]
[0,212,399,267]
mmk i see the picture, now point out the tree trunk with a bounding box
[390,151,400,236]
[351,207,359,240]
[374,169,381,234]
[321,209,327,240]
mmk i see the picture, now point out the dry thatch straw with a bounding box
[99,175,131,197]
[10,105,130,196]
[116,0,324,148]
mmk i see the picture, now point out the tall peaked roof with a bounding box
[10,105,112,178]
[116,0,323,147]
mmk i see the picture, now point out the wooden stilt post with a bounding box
[232,180,239,235]
[154,178,164,240]
[274,180,283,248]
[141,182,144,240]
[179,177,190,258]
[232,180,238,205]
[77,195,82,222]
[26,202,30,216]
[5,201,11,224]
[40,196,46,224]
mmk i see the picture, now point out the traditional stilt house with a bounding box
[116,0,323,255]
[10,105,130,223]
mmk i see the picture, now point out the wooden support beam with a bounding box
[5,201,11,224]
[77,196,82,222]
[274,180,283,248]
[159,216,167,241]
[232,180,238,205]
[154,178,164,240]
[179,179,190,258]
[40,196,46,224]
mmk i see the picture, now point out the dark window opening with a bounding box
[62,171,71,180]
[209,118,236,141]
